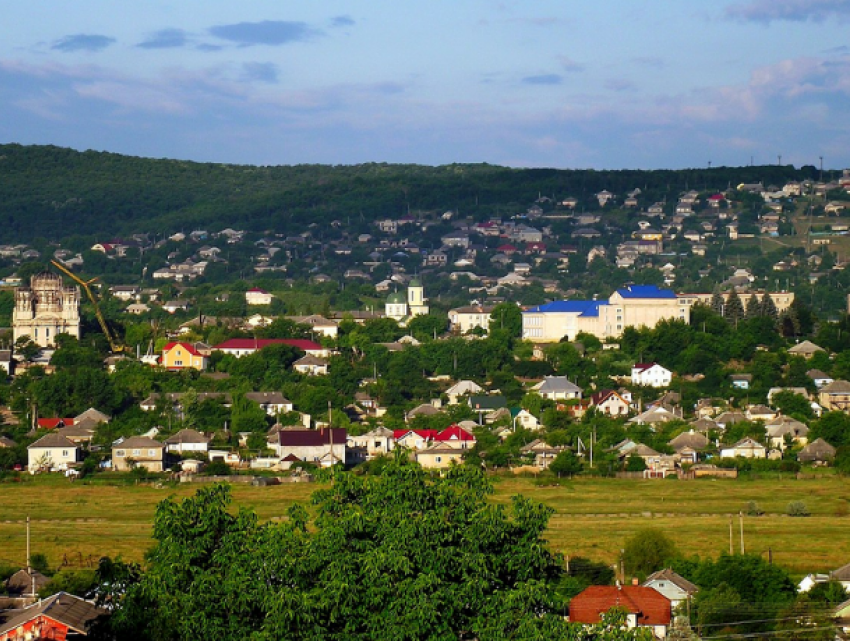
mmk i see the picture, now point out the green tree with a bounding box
[548,449,582,476]
[100,461,588,640]
[489,302,522,338]
[724,291,745,325]
[623,529,678,579]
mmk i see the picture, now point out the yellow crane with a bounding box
[50,260,124,353]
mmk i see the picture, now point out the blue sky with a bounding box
[2,0,850,169]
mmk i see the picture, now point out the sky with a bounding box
[2,0,850,170]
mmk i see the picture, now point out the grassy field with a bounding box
[1,473,848,577]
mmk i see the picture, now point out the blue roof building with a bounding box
[522,285,687,342]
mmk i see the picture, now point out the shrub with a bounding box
[746,501,764,516]
[787,500,810,517]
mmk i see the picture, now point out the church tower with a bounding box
[407,278,429,317]
[13,271,81,347]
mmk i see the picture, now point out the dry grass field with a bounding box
[1,473,848,577]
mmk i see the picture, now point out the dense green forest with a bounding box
[0,143,817,242]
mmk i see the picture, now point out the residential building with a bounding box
[819,380,850,411]
[245,288,274,305]
[445,380,484,404]
[213,338,327,358]
[788,340,826,359]
[268,427,346,466]
[569,585,671,638]
[164,429,211,454]
[642,569,699,609]
[245,392,293,415]
[0,592,106,640]
[13,271,81,347]
[415,441,465,468]
[590,390,632,416]
[27,433,81,472]
[720,437,766,459]
[448,304,495,334]
[532,376,582,400]
[797,438,836,464]
[347,426,395,461]
[293,354,329,376]
[161,342,208,371]
[631,363,672,388]
[112,436,168,472]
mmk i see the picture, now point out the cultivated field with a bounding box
[0,473,848,577]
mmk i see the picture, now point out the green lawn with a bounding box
[1,473,848,577]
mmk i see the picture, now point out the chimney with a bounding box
[631,577,639,586]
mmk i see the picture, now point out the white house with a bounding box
[642,569,699,609]
[27,433,81,472]
[720,437,766,459]
[245,288,274,305]
[164,428,210,454]
[245,392,294,415]
[631,363,672,388]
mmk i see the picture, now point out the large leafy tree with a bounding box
[100,460,609,640]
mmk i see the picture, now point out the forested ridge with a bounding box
[0,143,813,242]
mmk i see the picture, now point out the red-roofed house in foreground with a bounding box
[569,585,671,639]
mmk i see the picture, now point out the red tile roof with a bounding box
[37,418,75,430]
[569,586,671,626]
[435,425,475,442]
[163,342,202,357]
[632,362,658,373]
[213,338,322,352]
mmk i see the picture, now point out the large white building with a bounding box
[522,285,688,342]
[13,272,81,347]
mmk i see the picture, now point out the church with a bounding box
[13,271,81,347]
[385,278,429,323]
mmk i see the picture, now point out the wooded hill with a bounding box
[0,143,818,242]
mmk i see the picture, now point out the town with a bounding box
[2,151,850,638]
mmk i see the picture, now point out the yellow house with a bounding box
[161,342,208,370]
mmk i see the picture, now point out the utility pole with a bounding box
[739,512,745,554]
[729,515,734,555]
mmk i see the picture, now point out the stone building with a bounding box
[13,272,81,347]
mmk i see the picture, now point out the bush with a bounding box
[787,500,810,517]
[204,460,231,476]
[746,501,764,516]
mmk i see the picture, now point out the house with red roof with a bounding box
[161,342,208,371]
[434,425,476,447]
[268,427,347,467]
[212,338,329,358]
[0,592,106,640]
[590,390,632,416]
[36,418,75,430]
[569,585,671,638]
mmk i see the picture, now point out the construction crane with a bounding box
[50,260,124,353]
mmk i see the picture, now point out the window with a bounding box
[116,450,125,457]
[374,441,382,448]
[132,449,141,456]
[62,450,69,457]
[174,360,183,366]
[436,456,442,463]
[46,328,51,338]
[148,449,155,456]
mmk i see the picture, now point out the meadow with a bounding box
[0,472,848,578]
